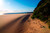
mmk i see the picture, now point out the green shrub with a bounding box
[48,26,50,29]
[31,0,50,29]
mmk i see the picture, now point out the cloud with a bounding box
[0,0,5,10]
[0,0,4,6]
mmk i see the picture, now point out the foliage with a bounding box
[32,0,50,28]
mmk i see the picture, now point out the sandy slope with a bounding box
[24,15,50,33]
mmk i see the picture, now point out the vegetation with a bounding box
[32,0,50,28]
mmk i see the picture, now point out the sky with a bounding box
[0,0,40,15]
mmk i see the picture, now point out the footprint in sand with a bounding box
[40,26,45,28]
[28,20,30,22]
[33,29,37,31]
[29,27,37,31]
[33,22,37,24]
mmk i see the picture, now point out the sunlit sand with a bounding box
[0,14,27,28]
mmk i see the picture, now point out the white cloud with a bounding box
[0,0,5,10]
[0,0,11,10]
[0,0,4,6]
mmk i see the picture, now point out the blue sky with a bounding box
[0,0,40,14]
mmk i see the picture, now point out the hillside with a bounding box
[32,0,50,28]
[24,15,50,33]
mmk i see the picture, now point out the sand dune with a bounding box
[0,13,50,33]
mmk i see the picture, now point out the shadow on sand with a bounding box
[0,14,30,33]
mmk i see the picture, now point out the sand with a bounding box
[0,14,26,28]
[0,13,50,33]
[23,15,50,33]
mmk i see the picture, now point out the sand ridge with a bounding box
[23,15,50,33]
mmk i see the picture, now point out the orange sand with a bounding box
[23,15,50,33]
[0,14,50,33]
[0,14,26,28]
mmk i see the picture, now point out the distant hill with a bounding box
[4,12,33,14]
[32,0,50,28]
